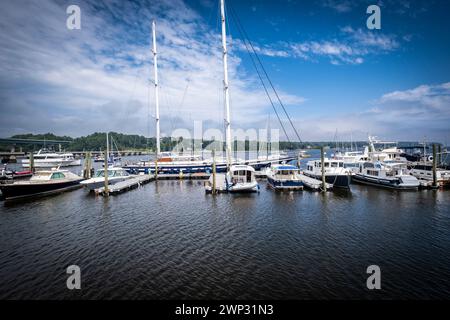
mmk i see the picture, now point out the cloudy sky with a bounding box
[0,0,449,142]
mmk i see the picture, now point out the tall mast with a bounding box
[220,0,232,167]
[152,20,161,157]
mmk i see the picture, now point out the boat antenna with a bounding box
[152,20,161,158]
[220,0,232,168]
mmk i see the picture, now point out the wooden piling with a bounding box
[320,146,326,192]
[83,152,92,179]
[29,152,35,173]
[104,133,109,196]
[432,144,437,187]
[212,149,217,194]
[438,144,442,166]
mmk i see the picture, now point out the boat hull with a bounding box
[227,181,259,193]
[0,179,83,201]
[303,173,350,188]
[20,159,76,168]
[267,177,303,190]
[123,156,296,175]
[352,174,419,190]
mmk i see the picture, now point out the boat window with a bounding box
[95,170,105,177]
[51,172,65,179]
[324,162,330,167]
[339,162,343,167]
[331,162,338,168]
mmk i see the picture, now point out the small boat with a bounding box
[19,149,81,168]
[80,167,132,191]
[0,168,83,201]
[226,165,259,192]
[303,158,351,188]
[0,166,33,180]
[205,165,259,193]
[266,164,303,190]
[353,161,419,190]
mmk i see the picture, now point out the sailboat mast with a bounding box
[220,0,232,167]
[152,20,161,157]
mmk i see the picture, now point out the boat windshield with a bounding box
[95,169,126,177]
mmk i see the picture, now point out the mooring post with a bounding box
[437,144,442,166]
[84,152,92,179]
[104,133,109,196]
[212,149,217,194]
[321,146,326,192]
[155,157,158,180]
[432,144,437,188]
[29,152,35,174]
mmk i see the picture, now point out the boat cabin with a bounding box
[228,165,255,184]
[306,159,344,171]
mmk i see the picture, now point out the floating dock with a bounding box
[299,174,333,191]
[95,174,154,196]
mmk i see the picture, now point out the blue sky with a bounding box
[0,0,449,142]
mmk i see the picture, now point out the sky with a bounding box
[0,0,449,142]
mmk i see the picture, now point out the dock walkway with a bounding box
[95,174,154,196]
[299,174,333,191]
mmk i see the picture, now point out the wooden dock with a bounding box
[95,174,154,196]
[299,174,333,191]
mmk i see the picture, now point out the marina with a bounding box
[1,0,450,305]
[1,163,449,299]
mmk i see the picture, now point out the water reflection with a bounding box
[0,177,449,299]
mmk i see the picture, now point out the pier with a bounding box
[95,175,154,196]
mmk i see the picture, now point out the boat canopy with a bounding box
[230,165,255,172]
[272,164,299,170]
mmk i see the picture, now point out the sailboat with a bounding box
[122,19,295,175]
[205,0,259,193]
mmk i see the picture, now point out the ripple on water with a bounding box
[1,181,450,299]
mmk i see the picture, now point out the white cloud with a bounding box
[322,0,355,13]
[0,0,305,138]
[236,25,400,65]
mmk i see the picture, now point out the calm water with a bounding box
[1,156,450,299]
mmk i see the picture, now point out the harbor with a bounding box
[1,158,449,299]
[1,0,450,306]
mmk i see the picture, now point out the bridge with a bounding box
[0,138,72,145]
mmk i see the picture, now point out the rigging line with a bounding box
[229,4,302,143]
[228,6,291,143]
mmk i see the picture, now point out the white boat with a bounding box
[80,167,132,191]
[206,165,259,193]
[0,168,83,201]
[353,161,419,190]
[333,147,370,172]
[368,136,407,163]
[266,164,303,190]
[303,158,351,188]
[19,149,81,168]
[203,0,260,193]
[409,163,450,187]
